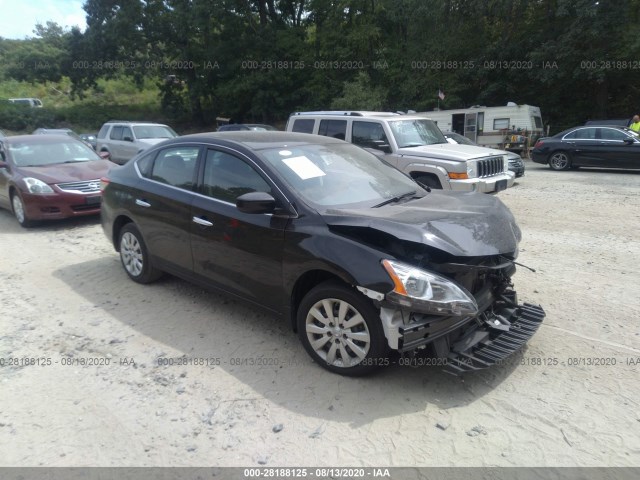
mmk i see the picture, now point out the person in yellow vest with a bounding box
[630,115,640,132]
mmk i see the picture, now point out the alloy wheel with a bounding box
[305,298,371,368]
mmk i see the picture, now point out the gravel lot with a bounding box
[0,160,639,467]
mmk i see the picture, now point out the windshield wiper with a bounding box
[373,190,418,208]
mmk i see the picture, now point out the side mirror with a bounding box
[372,140,391,153]
[236,191,276,214]
[623,137,635,144]
[99,151,111,160]
[123,136,133,142]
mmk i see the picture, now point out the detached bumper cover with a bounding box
[443,303,545,375]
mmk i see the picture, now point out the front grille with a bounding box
[71,204,101,212]
[56,179,101,194]
[477,157,504,177]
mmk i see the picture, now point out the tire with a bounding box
[11,191,35,228]
[548,151,571,171]
[414,175,442,189]
[297,281,388,376]
[118,223,162,283]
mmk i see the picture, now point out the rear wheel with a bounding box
[118,223,162,283]
[414,175,442,189]
[11,191,34,228]
[549,151,571,170]
[297,281,388,376]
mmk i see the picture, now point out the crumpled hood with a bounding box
[18,160,112,184]
[323,191,521,257]
[397,143,504,162]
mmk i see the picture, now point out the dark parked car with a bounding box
[101,132,544,376]
[532,126,640,170]
[79,133,98,150]
[217,124,278,132]
[442,131,525,177]
[584,119,632,127]
[0,135,112,227]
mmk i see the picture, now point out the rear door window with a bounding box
[110,126,123,141]
[318,120,347,140]
[150,147,200,190]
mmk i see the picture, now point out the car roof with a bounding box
[34,128,73,133]
[172,131,346,150]
[105,120,169,126]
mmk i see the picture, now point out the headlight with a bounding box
[503,155,509,171]
[382,259,478,316]
[467,163,477,178]
[23,177,54,194]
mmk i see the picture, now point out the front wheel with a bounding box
[549,151,571,170]
[11,192,35,228]
[118,223,162,283]
[297,281,388,376]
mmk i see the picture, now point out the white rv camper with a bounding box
[421,103,543,153]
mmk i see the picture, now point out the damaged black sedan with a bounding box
[101,132,544,376]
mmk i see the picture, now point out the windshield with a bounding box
[9,140,100,167]
[260,143,425,209]
[133,125,177,139]
[389,119,448,148]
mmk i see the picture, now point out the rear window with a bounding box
[291,119,315,134]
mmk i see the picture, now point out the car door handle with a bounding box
[192,216,213,227]
[135,199,151,207]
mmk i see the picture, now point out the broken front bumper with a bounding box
[443,303,545,375]
[380,297,545,375]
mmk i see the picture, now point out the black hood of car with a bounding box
[323,191,521,257]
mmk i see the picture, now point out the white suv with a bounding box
[286,111,515,193]
[97,121,178,164]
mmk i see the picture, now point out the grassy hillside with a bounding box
[0,76,168,134]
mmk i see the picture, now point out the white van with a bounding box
[8,98,44,108]
[421,103,543,153]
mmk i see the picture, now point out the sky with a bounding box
[0,0,86,39]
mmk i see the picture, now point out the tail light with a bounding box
[534,140,544,148]
[100,177,110,192]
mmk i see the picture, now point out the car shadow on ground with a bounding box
[53,256,523,426]
[0,209,100,235]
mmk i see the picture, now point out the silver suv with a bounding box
[286,111,515,192]
[97,121,177,165]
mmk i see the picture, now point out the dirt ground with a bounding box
[0,160,639,467]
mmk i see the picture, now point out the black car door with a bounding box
[190,148,288,312]
[133,146,201,275]
[598,128,640,168]
[566,127,600,166]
